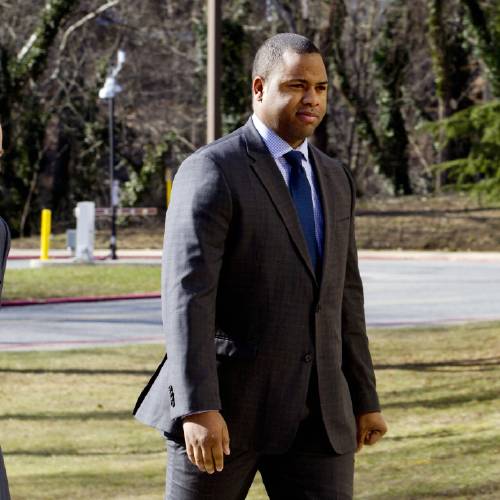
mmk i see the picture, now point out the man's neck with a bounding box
[252,112,306,150]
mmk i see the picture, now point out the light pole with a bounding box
[99,49,126,260]
[207,0,221,143]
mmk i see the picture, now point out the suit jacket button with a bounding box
[303,353,313,363]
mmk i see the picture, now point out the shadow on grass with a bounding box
[385,428,458,441]
[399,479,500,499]
[383,388,498,409]
[356,206,500,217]
[5,448,163,457]
[0,410,132,421]
[10,469,165,500]
[0,368,152,376]
[375,356,499,372]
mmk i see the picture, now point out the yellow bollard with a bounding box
[40,209,51,260]
[166,169,173,208]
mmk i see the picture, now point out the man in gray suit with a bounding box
[135,33,387,499]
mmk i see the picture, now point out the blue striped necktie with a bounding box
[283,150,319,274]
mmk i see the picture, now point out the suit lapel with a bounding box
[243,120,317,285]
[309,145,344,295]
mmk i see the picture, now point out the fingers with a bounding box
[192,442,207,472]
[201,442,216,474]
[182,412,230,473]
[365,430,381,446]
[212,421,230,472]
[185,438,216,473]
[186,442,196,466]
[356,428,368,452]
[356,412,388,452]
[222,421,231,456]
[212,441,224,472]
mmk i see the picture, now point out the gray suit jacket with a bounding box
[134,118,380,454]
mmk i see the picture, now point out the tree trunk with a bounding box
[461,0,500,97]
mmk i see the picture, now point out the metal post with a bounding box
[40,209,51,261]
[165,168,173,208]
[207,0,222,143]
[108,97,117,260]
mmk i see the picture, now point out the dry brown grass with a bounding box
[10,194,500,252]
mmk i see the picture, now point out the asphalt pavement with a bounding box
[1,251,500,351]
[0,298,163,351]
[360,258,500,327]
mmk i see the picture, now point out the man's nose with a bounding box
[302,88,320,106]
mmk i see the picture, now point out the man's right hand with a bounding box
[182,410,230,474]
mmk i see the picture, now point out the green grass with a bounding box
[2,265,161,301]
[0,322,499,499]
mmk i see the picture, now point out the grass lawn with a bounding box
[0,322,499,499]
[2,265,161,301]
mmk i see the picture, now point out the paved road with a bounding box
[1,258,499,351]
[0,299,163,351]
[360,259,500,327]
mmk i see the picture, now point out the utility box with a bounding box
[66,229,76,254]
[74,202,95,262]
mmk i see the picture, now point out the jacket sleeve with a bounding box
[162,152,232,420]
[340,167,380,415]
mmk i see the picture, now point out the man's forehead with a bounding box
[278,52,327,81]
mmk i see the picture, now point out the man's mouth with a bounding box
[296,111,319,124]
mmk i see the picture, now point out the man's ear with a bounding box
[252,76,264,102]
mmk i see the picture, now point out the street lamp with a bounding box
[207,0,221,143]
[99,49,126,260]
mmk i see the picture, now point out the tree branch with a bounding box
[51,0,121,79]
[13,0,80,88]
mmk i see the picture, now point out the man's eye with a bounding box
[290,84,304,88]
[316,86,327,92]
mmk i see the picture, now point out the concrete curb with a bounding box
[358,250,500,262]
[2,292,160,308]
[8,249,162,260]
[9,248,500,262]
[8,255,161,261]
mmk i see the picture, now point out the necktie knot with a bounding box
[283,150,304,172]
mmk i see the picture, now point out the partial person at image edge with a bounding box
[0,123,13,500]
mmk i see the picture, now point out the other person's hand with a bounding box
[182,410,230,473]
[356,411,387,452]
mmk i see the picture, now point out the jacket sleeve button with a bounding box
[303,353,313,363]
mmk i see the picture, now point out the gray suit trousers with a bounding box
[165,430,354,500]
[165,371,354,500]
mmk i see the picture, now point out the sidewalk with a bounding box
[8,248,500,262]
[358,249,500,262]
[8,248,162,260]
[7,249,162,269]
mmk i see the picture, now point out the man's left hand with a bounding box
[356,411,387,452]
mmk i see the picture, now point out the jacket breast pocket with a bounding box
[335,212,351,223]
[214,335,258,360]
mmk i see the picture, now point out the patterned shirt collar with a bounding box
[252,114,309,163]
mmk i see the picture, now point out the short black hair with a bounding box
[252,33,320,80]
